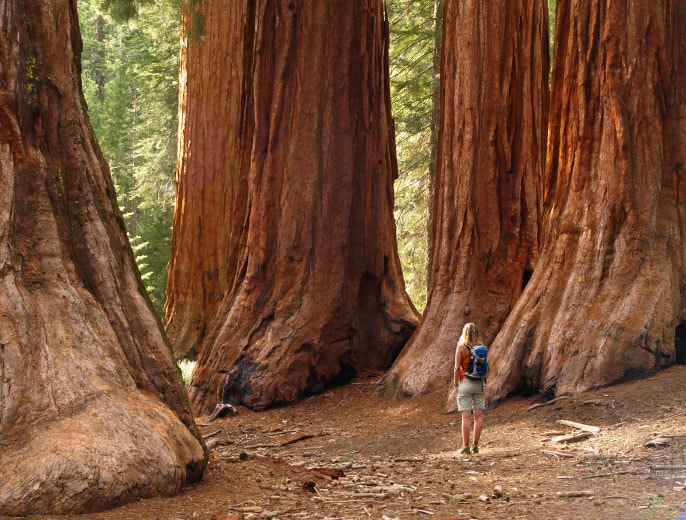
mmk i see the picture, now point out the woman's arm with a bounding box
[454,343,464,385]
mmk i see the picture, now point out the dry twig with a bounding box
[542,449,575,459]
[527,396,570,411]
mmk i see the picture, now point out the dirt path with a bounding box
[12,366,686,520]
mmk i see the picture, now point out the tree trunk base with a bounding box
[0,392,206,516]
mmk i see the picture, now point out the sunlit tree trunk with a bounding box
[488,0,686,401]
[426,0,444,288]
[178,0,419,413]
[164,0,248,360]
[0,0,206,514]
[378,0,550,403]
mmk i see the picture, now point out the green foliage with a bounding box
[97,0,156,22]
[178,359,195,387]
[80,0,179,315]
[387,0,439,311]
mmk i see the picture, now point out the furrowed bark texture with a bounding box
[164,1,248,360]
[487,0,686,402]
[185,0,419,413]
[0,1,206,515]
[377,0,549,403]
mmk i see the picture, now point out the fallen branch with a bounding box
[552,432,593,444]
[207,403,237,422]
[280,433,325,446]
[244,443,278,449]
[264,429,298,437]
[579,469,642,479]
[556,490,594,498]
[230,506,263,513]
[660,409,686,420]
[352,492,386,499]
[542,449,575,459]
[312,497,392,505]
[556,420,600,433]
[650,465,686,471]
[356,484,417,496]
[527,396,570,411]
[582,399,614,407]
[645,436,675,448]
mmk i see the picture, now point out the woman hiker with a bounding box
[454,322,487,455]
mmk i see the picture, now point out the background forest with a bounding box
[79,0,556,316]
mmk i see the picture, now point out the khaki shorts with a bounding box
[457,377,486,412]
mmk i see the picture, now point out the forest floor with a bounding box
[16,365,686,520]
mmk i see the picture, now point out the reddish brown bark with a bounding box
[377,0,550,403]
[487,1,686,402]
[0,1,206,515]
[164,1,249,360]
[181,0,419,413]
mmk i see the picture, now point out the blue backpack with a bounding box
[465,345,489,380]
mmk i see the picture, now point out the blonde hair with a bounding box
[458,322,483,347]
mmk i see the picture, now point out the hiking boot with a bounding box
[458,446,471,455]
[471,445,479,454]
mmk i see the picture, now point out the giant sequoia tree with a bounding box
[377,0,550,401]
[487,0,686,401]
[164,0,247,360]
[168,1,419,413]
[0,1,206,515]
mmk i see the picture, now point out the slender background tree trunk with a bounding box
[426,0,444,289]
[488,0,686,401]
[186,0,419,414]
[0,1,205,514]
[377,0,550,404]
[164,1,248,360]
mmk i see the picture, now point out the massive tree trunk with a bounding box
[0,1,206,515]
[164,1,248,360]
[488,1,686,401]
[377,0,550,402]
[184,0,419,414]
